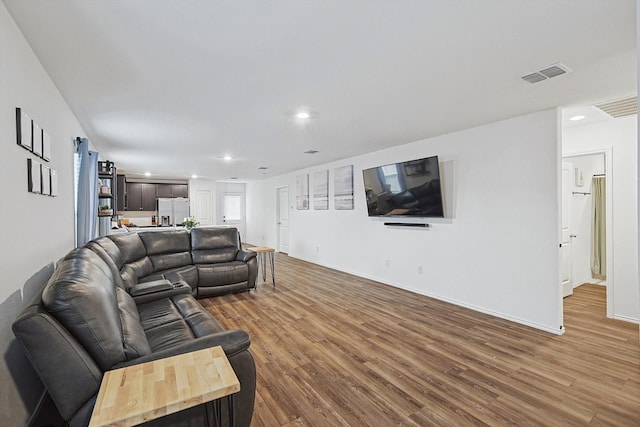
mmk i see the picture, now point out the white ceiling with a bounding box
[4,0,637,181]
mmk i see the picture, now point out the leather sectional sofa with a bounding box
[12,227,258,427]
[100,227,258,298]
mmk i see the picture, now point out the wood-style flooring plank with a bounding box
[202,255,640,426]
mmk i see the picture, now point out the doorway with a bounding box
[221,192,246,241]
[276,186,289,253]
[562,150,613,317]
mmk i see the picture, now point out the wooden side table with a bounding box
[248,247,275,285]
[89,346,240,427]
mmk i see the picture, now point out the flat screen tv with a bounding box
[362,155,444,218]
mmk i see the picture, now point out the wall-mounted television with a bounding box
[362,155,444,218]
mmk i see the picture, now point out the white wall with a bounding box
[247,109,564,334]
[563,116,639,322]
[0,2,88,424]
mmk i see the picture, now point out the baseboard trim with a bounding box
[295,256,565,336]
[612,314,639,324]
[378,278,564,336]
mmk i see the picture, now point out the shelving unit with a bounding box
[97,161,117,230]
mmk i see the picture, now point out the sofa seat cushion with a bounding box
[138,294,225,352]
[197,262,248,287]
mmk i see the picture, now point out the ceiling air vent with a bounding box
[595,96,637,118]
[304,150,319,155]
[521,62,572,83]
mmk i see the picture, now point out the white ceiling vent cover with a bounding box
[521,63,572,83]
[595,96,637,118]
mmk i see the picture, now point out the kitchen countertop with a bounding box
[109,225,186,234]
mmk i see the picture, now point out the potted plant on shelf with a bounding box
[99,205,113,216]
[182,216,199,231]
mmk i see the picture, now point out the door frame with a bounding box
[561,161,574,297]
[276,185,289,253]
[563,147,613,318]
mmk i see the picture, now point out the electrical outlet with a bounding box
[385,259,390,268]
[316,246,320,253]
[418,265,423,274]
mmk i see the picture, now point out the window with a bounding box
[380,164,401,192]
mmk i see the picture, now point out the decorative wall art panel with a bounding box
[296,174,309,210]
[32,122,43,157]
[27,158,41,194]
[16,108,32,151]
[313,170,329,210]
[50,169,59,197]
[42,129,51,161]
[41,165,51,196]
[334,165,354,210]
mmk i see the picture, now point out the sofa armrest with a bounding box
[132,281,192,305]
[236,249,257,263]
[112,329,251,369]
[129,279,173,296]
[164,270,182,283]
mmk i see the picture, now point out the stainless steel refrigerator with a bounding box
[157,198,190,226]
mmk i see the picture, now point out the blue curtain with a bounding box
[76,138,99,247]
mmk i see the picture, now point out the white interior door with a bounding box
[277,187,289,253]
[561,161,574,297]
[194,190,212,225]
[221,192,245,240]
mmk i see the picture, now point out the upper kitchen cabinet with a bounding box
[172,184,189,198]
[116,174,126,212]
[157,183,188,198]
[156,183,172,198]
[126,182,157,211]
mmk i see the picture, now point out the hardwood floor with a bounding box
[201,254,640,426]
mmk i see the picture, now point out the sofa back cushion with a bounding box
[108,233,147,267]
[191,227,239,264]
[108,233,155,288]
[86,237,126,290]
[120,257,154,288]
[42,248,127,371]
[139,230,193,272]
[89,236,124,268]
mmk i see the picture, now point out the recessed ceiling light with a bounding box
[296,112,310,119]
[191,174,198,179]
[230,177,238,180]
[144,172,151,177]
[223,155,233,161]
[304,149,319,154]
[257,166,268,170]
[569,115,585,121]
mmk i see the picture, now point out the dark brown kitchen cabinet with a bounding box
[116,175,126,211]
[156,184,172,198]
[156,183,188,198]
[171,184,188,198]
[126,183,156,211]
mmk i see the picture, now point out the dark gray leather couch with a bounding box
[94,227,258,298]
[12,227,257,427]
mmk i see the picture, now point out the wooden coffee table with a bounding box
[89,346,240,427]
